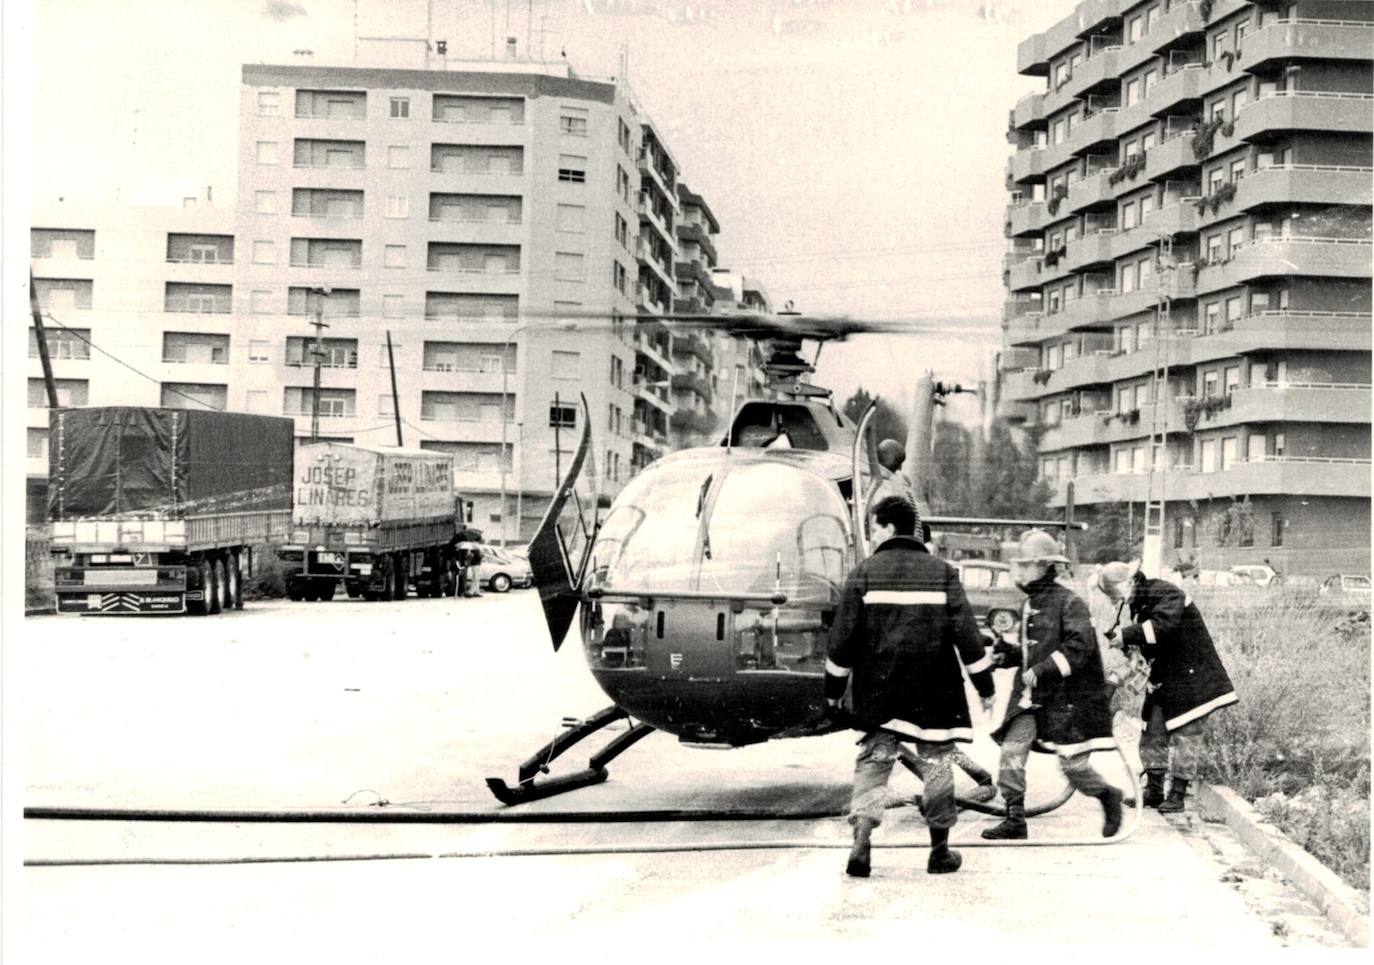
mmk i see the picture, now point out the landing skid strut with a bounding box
[486,706,656,805]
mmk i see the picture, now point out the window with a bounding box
[252,240,275,264]
[615,212,628,247]
[29,327,90,360]
[389,97,410,118]
[1203,370,1219,397]
[1229,158,1246,183]
[254,190,277,214]
[1121,262,1137,293]
[1225,297,1243,327]
[1124,139,1139,161]
[1139,194,1155,221]
[560,114,588,136]
[385,196,409,219]
[1203,302,1221,333]
[1248,433,1266,463]
[616,165,631,201]
[618,118,632,153]
[1209,98,1226,121]
[550,403,577,428]
[249,339,270,363]
[1141,131,1156,152]
[1125,78,1141,107]
[383,295,404,318]
[1206,234,1223,262]
[250,290,272,314]
[384,245,407,268]
[1274,431,1285,456]
[1052,118,1066,145]
[1142,69,1157,96]
[558,154,587,183]
[1122,201,1137,230]
[1223,364,1241,393]
[1209,166,1226,192]
[556,204,586,233]
[1200,439,1218,473]
[1271,512,1285,547]
[1211,32,1229,60]
[1232,88,1249,115]
[257,91,280,115]
[1227,227,1244,255]
[613,260,628,294]
[1128,15,1143,43]
[1235,18,1249,48]
[552,350,581,379]
[555,252,585,282]
[1220,437,1238,471]
[29,378,89,408]
[256,141,278,165]
[1250,290,1271,313]
[388,146,410,169]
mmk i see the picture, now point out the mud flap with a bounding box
[527,393,597,651]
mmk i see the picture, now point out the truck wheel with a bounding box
[229,553,243,610]
[191,561,213,615]
[318,580,336,602]
[345,581,362,599]
[491,573,512,593]
[208,558,225,614]
[394,554,409,601]
[287,578,306,602]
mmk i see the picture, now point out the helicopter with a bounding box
[486,310,1085,805]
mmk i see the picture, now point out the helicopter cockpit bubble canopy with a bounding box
[725,399,857,453]
[586,449,855,606]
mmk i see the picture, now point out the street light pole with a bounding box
[498,323,529,549]
[308,287,330,444]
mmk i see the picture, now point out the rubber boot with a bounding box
[1142,771,1166,808]
[1158,777,1189,813]
[1098,787,1124,837]
[927,827,962,874]
[846,817,876,877]
[980,795,1027,840]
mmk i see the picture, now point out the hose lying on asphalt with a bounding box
[24,750,1141,867]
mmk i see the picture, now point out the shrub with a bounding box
[242,544,288,601]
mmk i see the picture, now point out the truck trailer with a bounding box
[48,406,295,615]
[279,443,459,601]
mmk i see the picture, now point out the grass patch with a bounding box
[1195,589,1370,891]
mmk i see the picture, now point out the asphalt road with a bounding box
[16,593,1352,958]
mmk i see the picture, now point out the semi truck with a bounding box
[47,406,295,615]
[278,443,459,602]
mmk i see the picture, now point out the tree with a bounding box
[974,419,1052,519]
[1076,502,1137,564]
[840,387,909,449]
[929,419,975,515]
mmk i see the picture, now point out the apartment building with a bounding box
[999,0,1372,575]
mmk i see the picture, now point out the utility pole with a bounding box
[386,331,403,446]
[553,389,562,492]
[29,269,59,409]
[309,287,330,444]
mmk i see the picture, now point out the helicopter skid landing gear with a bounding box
[486,707,656,806]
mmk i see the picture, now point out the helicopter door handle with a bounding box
[716,613,726,641]
[656,611,665,639]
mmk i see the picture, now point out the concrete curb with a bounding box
[1199,782,1369,947]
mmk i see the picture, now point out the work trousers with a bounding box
[849,732,957,830]
[463,564,481,597]
[996,713,1109,800]
[1139,704,1207,780]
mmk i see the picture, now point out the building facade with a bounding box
[999,0,1372,576]
[29,58,773,542]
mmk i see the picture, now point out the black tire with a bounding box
[394,553,409,601]
[229,552,244,610]
[286,577,306,603]
[491,573,512,593]
[191,560,213,615]
[345,581,362,599]
[318,579,336,602]
[208,558,224,614]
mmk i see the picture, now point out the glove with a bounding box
[1022,668,1037,690]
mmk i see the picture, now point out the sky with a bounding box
[16,0,1082,422]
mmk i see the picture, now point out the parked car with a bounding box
[953,560,1022,641]
[1320,574,1371,596]
[476,545,534,593]
[1229,564,1280,588]
[1196,569,1256,588]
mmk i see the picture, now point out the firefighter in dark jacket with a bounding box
[1097,562,1238,812]
[982,530,1123,840]
[825,495,997,878]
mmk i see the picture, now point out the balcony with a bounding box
[1150,1,1206,52]
[1148,65,1204,117]
[1174,458,1371,502]
[1234,92,1374,143]
[1007,256,1047,293]
[633,382,673,415]
[637,241,674,290]
[1145,132,1202,181]
[1179,312,1371,361]
[1110,223,1160,260]
[1000,367,1043,403]
[1006,201,1049,237]
[1143,199,1203,236]
[637,197,674,245]
[1012,91,1047,130]
[671,372,713,403]
[1017,32,1049,77]
[1069,108,1120,157]
[1195,237,1373,295]
[1068,170,1117,212]
[1066,49,1122,100]
[1238,20,1374,74]
[1008,147,1047,184]
[1049,470,1151,506]
[1209,384,1373,429]
[1233,164,1374,213]
[1005,311,1047,348]
[1065,229,1117,271]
